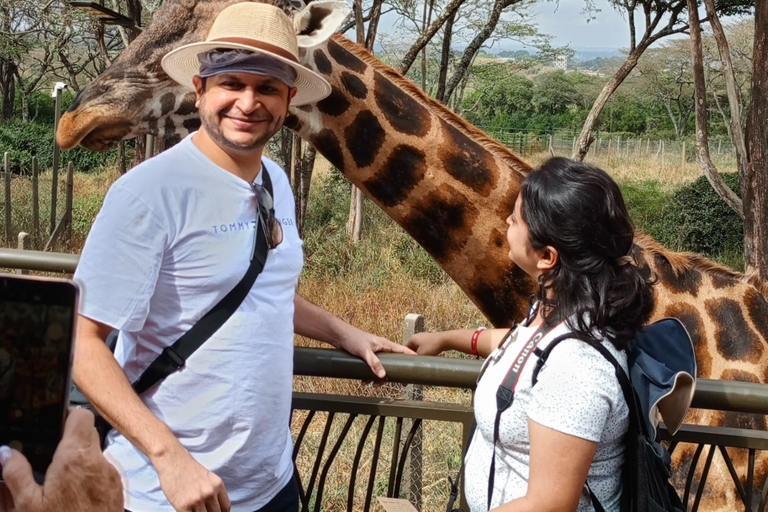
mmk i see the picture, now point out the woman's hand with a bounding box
[405,332,448,355]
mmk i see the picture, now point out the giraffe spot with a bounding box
[400,184,479,263]
[163,117,175,138]
[714,410,767,432]
[345,111,385,169]
[469,265,533,327]
[373,73,431,137]
[341,72,368,99]
[296,104,313,113]
[711,272,738,289]
[705,298,763,363]
[495,185,519,225]
[165,133,182,147]
[316,87,350,117]
[182,118,201,133]
[632,245,654,282]
[664,302,709,377]
[720,369,760,383]
[362,145,426,208]
[438,120,499,197]
[313,49,333,76]
[745,288,768,342]
[160,92,176,117]
[176,95,197,116]
[147,118,158,136]
[133,24,189,64]
[652,254,702,295]
[490,229,505,248]
[328,41,367,74]
[284,114,302,132]
[311,129,344,171]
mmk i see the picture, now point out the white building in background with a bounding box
[554,55,568,70]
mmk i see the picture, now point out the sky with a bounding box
[371,0,734,54]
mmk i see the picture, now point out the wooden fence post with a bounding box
[32,157,39,243]
[16,232,30,275]
[402,314,424,510]
[681,141,686,169]
[4,153,10,244]
[145,134,155,161]
[65,162,74,244]
[607,138,613,166]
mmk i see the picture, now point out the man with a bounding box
[73,4,413,512]
[0,408,123,512]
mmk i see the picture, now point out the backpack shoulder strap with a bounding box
[530,333,577,387]
[131,166,273,395]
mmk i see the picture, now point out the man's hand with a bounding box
[151,442,231,512]
[0,408,123,512]
[334,326,416,379]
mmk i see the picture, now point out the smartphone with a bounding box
[0,275,78,480]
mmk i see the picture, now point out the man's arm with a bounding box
[293,294,415,379]
[74,316,230,512]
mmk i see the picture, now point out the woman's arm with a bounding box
[405,328,510,358]
[492,418,597,512]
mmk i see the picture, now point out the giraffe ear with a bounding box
[294,1,347,48]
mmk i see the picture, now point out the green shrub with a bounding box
[0,120,117,173]
[664,173,743,256]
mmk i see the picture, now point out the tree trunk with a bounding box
[347,0,366,242]
[420,0,434,91]
[435,11,455,103]
[703,0,749,178]
[298,146,317,235]
[442,0,522,102]
[365,0,383,49]
[743,0,768,279]
[686,0,743,217]
[572,48,644,161]
[397,0,468,75]
[0,61,16,121]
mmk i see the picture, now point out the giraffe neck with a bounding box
[288,34,534,325]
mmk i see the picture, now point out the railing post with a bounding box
[402,314,424,509]
[4,152,10,244]
[16,233,29,275]
[65,162,74,245]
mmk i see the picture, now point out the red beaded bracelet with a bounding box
[470,327,486,356]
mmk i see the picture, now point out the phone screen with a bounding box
[0,276,78,478]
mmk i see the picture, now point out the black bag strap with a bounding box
[531,331,642,512]
[132,166,274,395]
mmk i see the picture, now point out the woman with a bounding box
[407,157,655,512]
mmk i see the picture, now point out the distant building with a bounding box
[554,55,568,70]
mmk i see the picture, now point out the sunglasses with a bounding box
[252,182,284,250]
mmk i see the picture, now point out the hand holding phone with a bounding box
[0,275,78,479]
[0,408,123,512]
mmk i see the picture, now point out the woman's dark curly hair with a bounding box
[520,157,655,350]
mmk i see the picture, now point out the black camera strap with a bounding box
[486,318,562,511]
[132,165,273,395]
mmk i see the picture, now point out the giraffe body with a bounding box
[56,2,768,509]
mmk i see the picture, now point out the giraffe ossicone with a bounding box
[57,1,768,510]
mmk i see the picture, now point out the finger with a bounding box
[62,408,97,449]
[217,484,231,512]
[0,448,39,509]
[204,495,221,512]
[382,340,416,355]
[364,351,386,379]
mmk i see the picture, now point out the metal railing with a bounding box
[3,248,768,511]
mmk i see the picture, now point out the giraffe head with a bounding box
[56,0,347,150]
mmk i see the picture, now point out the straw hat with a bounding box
[161,2,331,106]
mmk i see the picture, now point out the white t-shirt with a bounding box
[464,318,629,512]
[74,134,303,512]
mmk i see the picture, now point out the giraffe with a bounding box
[55,1,768,509]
